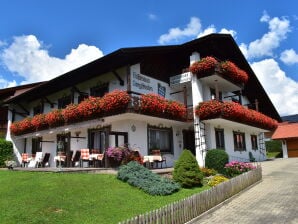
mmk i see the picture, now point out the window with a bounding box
[148,125,173,154]
[215,128,225,149]
[210,88,222,101]
[32,137,42,155]
[90,83,108,97]
[58,95,71,109]
[251,135,258,150]
[33,104,43,115]
[88,129,107,153]
[233,132,246,151]
[78,93,89,103]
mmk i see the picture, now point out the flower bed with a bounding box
[189,56,249,84]
[224,161,256,177]
[195,100,278,130]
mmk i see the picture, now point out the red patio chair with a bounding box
[80,149,90,167]
[21,153,29,167]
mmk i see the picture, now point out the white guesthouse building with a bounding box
[5,34,280,168]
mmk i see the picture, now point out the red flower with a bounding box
[10,122,21,135]
[62,104,81,124]
[140,93,186,121]
[196,100,277,130]
[189,56,217,76]
[77,96,102,120]
[189,56,249,84]
[220,61,248,84]
[45,109,64,127]
[101,90,130,115]
[31,114,48,130]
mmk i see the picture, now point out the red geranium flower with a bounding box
[189,56,249,84]
[31,114,48,130]
[196,100,277,130]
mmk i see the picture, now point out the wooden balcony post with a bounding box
[183,85,187,107]
[255,99,259,111]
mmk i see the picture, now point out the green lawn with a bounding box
[0,170,209,224]
[266,151,282,158]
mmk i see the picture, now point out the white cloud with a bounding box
[0,40,6,47]
[240,12,291,59]
[148,13,157,20]
[158,17,201,44]
[0,35,103,84]
[158,17,236,45]
[251,59,298,115]
[0,77,17,89]
[197,26,237,38]
[219,28,237,37]
[197,25,216,38]
[280,49,298,65]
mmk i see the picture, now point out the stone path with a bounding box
[192,158,298,224]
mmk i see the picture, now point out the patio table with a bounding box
[143,155,162,168]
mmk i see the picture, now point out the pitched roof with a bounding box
[0,82,45,103]
[271,122,298,139]
[282,114,298,123]
[4,34,281,122]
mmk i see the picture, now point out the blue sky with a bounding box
[0,0,298,116]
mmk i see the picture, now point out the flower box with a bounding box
[10,90,186,136]
[140,93,187,121]
[195,100,278,130]
[189,56,249,84]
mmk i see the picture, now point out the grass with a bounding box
[266,151,282,158]
[0,170,209,224]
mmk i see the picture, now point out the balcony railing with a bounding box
[195,100,278,130]
[10,90,188,136]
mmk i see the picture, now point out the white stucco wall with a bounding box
[207,122,266,162]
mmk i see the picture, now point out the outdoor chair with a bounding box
[72,150,81,167]
[21,153,29,167]
[151,150,167,168]
[90,149,102,167]
[80,149,90,167]
[28,152,43,168]
[40,153,51,167]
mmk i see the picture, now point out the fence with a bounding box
[119,166,262,224]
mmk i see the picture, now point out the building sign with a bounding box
[130,64,168,98]
[132,72,153,92]
[170,72,192,86]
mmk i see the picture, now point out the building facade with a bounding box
[5,34,280,167]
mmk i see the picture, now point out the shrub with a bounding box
[248,152,255,162]
[117,161,180,195]
[200,167,217,177]
[208,175,229,187]
[266,140,282,152]
[173,149,203,188]
[0,139,13,167]
[205,149,229,174]
[224,161,256,177]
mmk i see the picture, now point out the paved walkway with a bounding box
[193,158,298,224]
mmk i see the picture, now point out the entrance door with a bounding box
[183,130,195,156]
[57,133,71,167]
